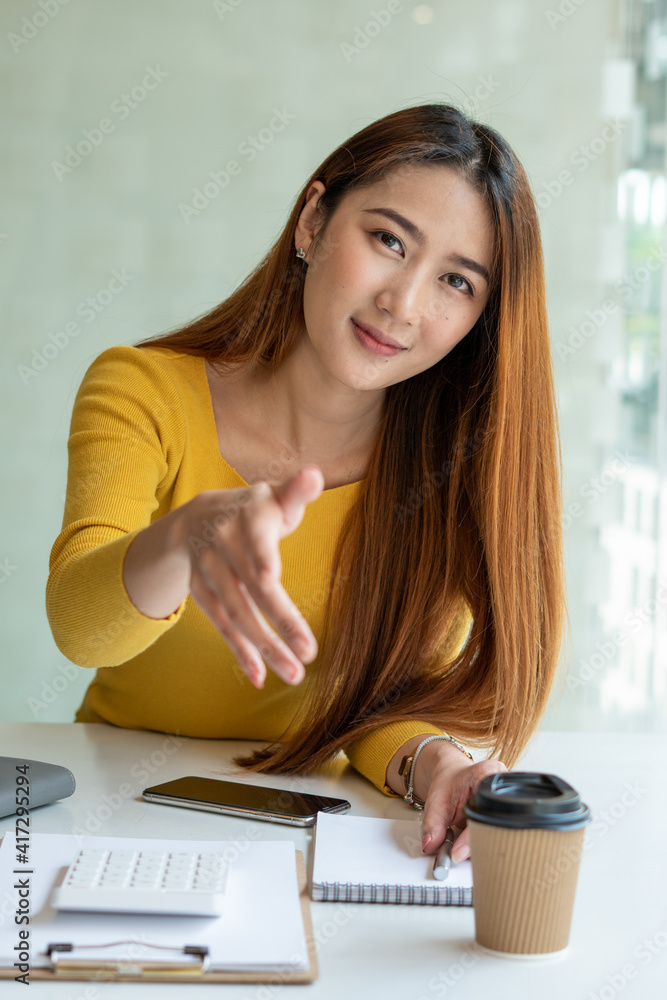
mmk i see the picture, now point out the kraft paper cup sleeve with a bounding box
[467,819,586,956]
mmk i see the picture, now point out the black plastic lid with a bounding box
[464,771,591,830]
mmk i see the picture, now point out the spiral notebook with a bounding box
[312,812,473,906]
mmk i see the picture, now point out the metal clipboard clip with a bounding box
[45,941,210,978]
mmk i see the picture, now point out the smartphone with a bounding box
[142,775,351,827]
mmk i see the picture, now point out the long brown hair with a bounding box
[136,103,565,772]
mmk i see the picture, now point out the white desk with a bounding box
[0,722,664,998]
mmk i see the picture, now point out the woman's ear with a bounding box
[294,180,326,256]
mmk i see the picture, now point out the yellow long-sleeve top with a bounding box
[46,345,470,795]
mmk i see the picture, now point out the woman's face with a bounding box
[296,161,494,391]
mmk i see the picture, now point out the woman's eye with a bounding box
[373,230,403,253]
[372,232,474,296]
[444,273,473,295]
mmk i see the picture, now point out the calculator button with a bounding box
[52,849,230,916]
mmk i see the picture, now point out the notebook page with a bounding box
[312,812,473,888]
[0,832,308,971]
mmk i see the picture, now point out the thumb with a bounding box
[272,466,325,529]
[270,466,325,535]
[421,808,451,857]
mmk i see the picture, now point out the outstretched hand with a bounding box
[183,465,325,688]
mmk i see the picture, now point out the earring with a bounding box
[295,247,306,259]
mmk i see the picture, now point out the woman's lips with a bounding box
[351,319,407,357]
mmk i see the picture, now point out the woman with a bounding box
[46,103,565,864]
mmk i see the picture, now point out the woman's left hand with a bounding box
[416,740,507,862]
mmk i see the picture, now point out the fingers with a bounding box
[219,522,318,666]
[193,558,307,687]
[420,754,471,856]
[243,573,318,664]
[237,473,322,653]
[239,481,290,587]
[422,813,470,863]
[189,572,265,689]
[421,799,454,856]
[420,757,509,860]
[450,827,470,863]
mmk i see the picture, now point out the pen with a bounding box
[432,827,456,881]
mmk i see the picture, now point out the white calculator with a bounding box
[51,848,230,917]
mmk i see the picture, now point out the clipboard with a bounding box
[0,834,318,985]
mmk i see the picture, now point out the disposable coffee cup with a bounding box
[464,772,590,958]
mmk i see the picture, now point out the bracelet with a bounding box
[398,734,474,811]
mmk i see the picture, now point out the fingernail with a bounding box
[421,835,432,853]
[289,664,305,685]
[296,636,316,660]
[451,846,467,863]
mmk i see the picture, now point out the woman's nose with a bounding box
[375,268,435,325]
